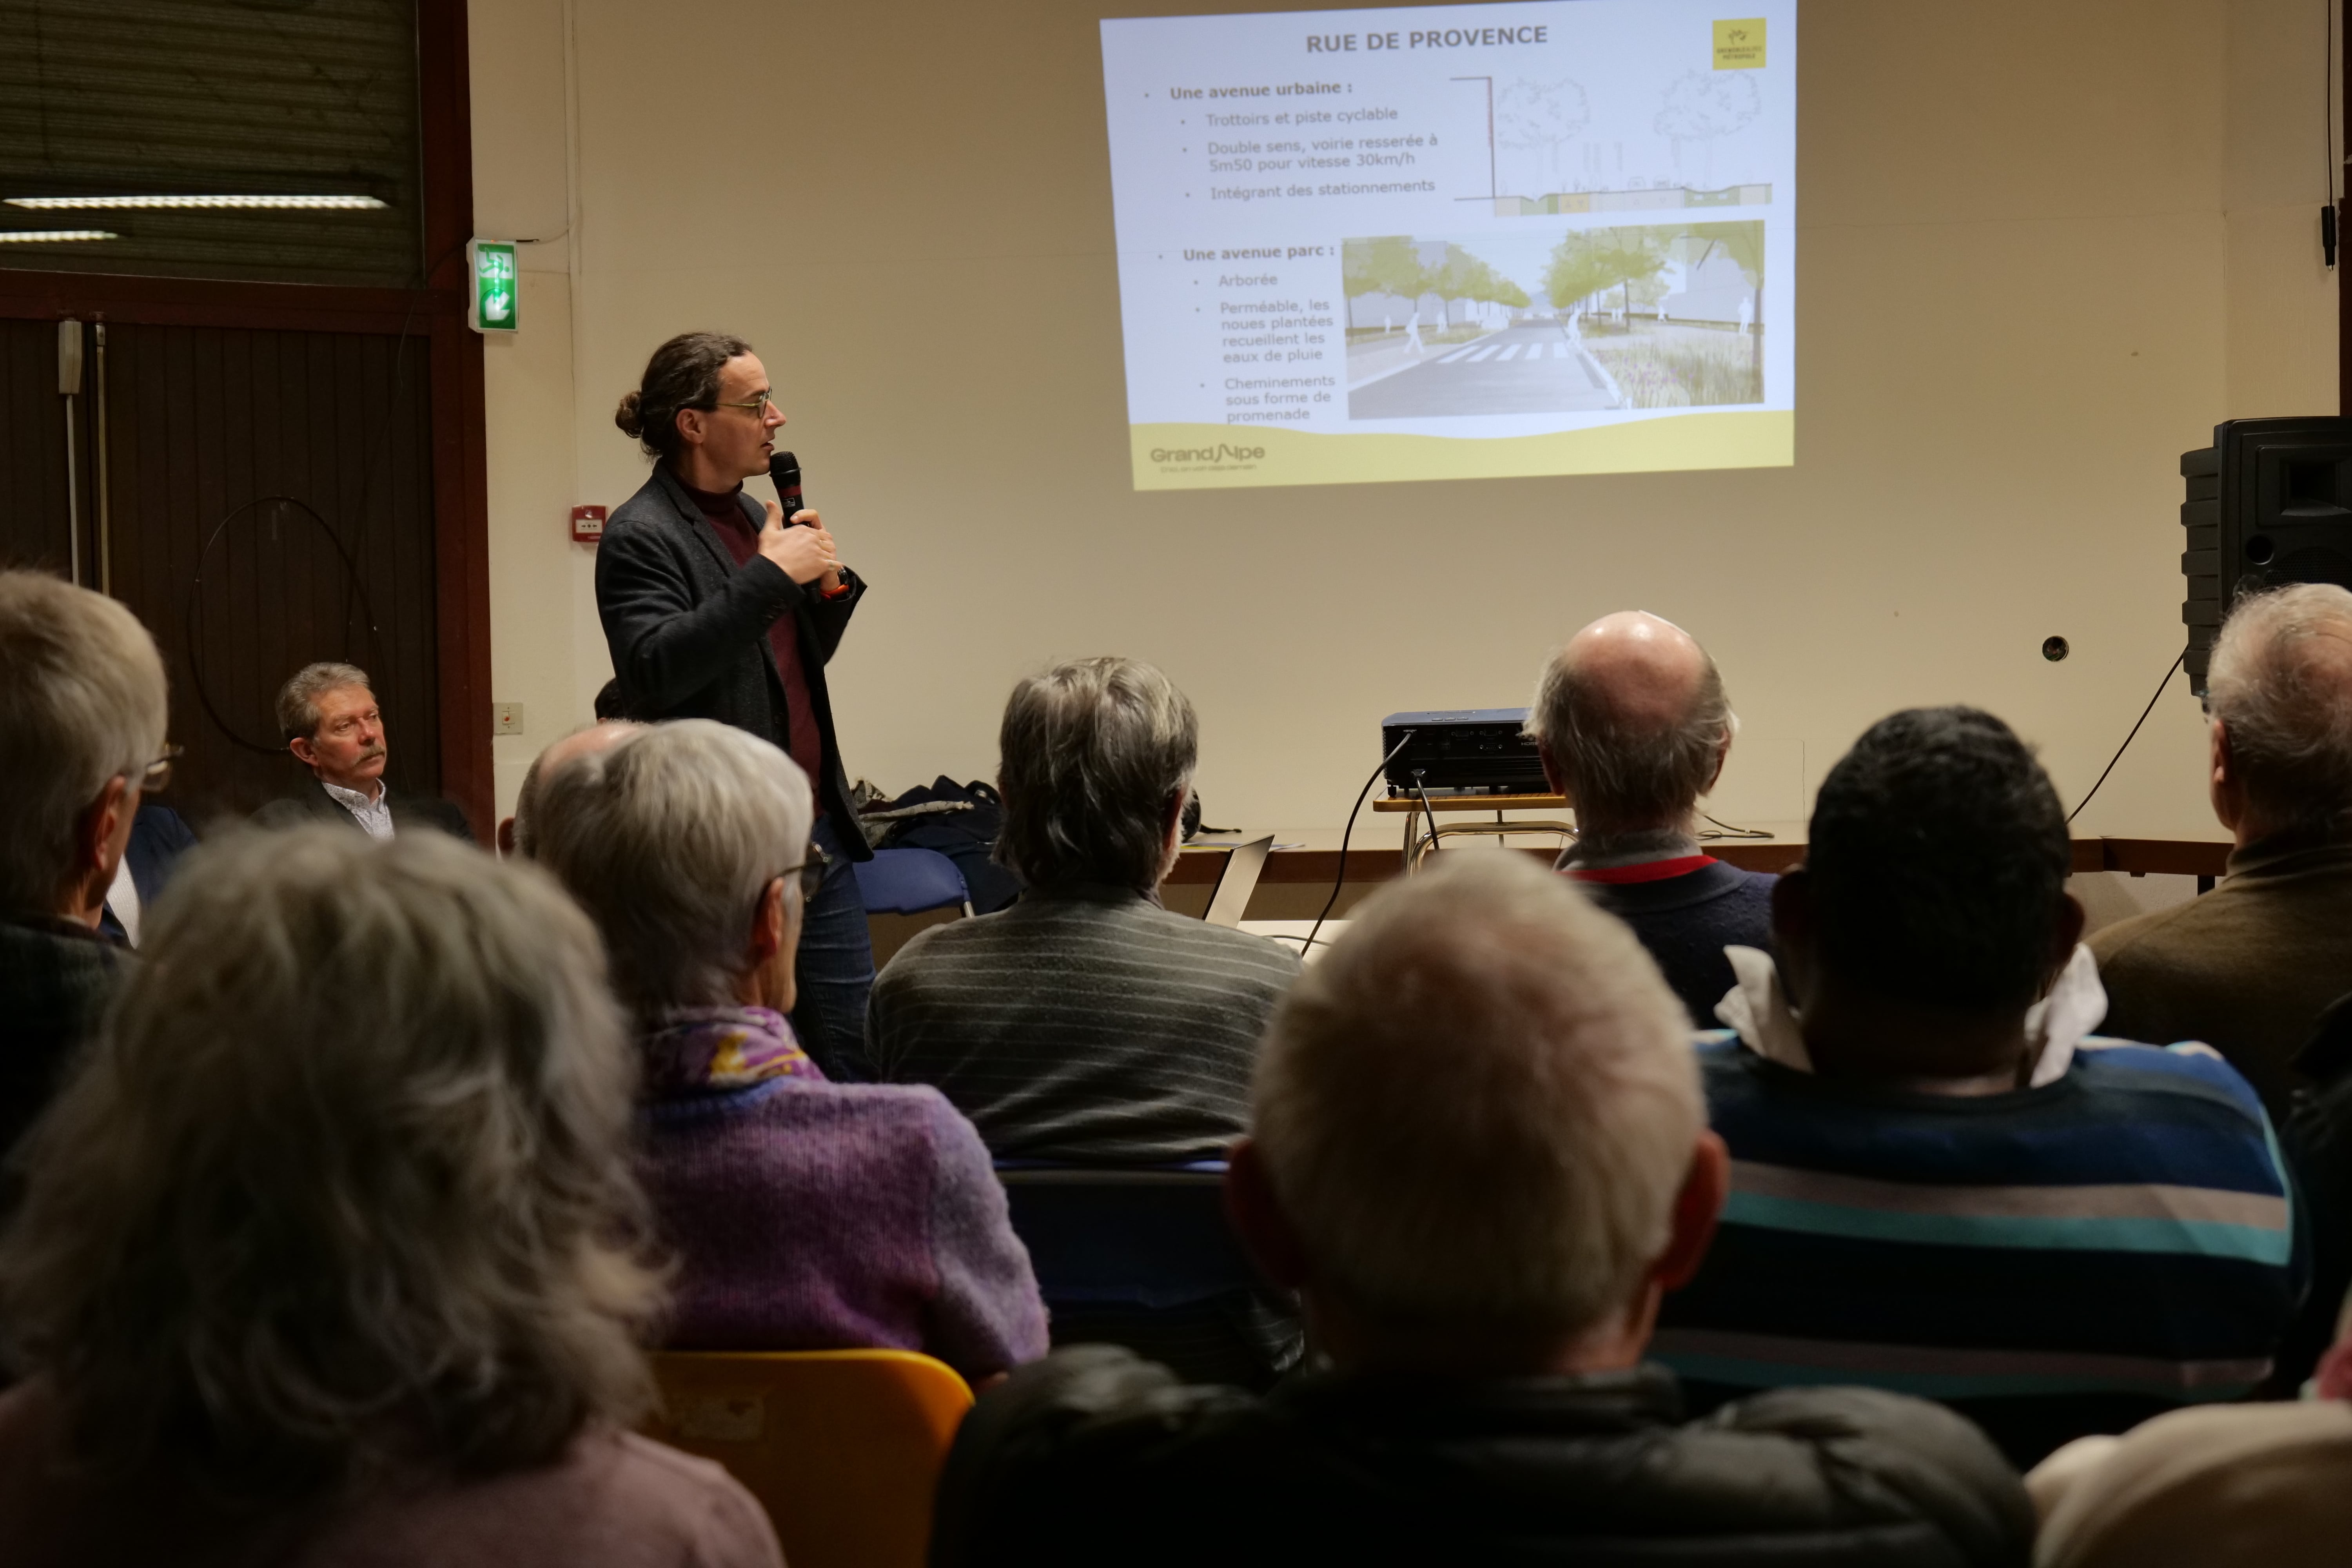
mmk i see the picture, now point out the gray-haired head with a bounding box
[995,657,1197,891]
[530,719,813,1018]
[2206,583,2352,840]
[0,572,168,916]
[0,826,661,1499]
[1526,612,1732,836]
[510,721,645,861]
[1252,851,1701,1337]
[275,661,373,744]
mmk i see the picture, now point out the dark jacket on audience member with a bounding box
[928,1345,2036,1568]
[0,917,124,1161]
[252,777,474,841]
[866,883,1300,1163]
[1559,848,1776,1027]
[98,805,198,946]
[2089,834,2352,1119]
[595,464,869,853]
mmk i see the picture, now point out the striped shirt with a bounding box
[866,884,1301,1163]
[1654,1032,2305,1465]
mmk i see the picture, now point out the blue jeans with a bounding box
[791,812,877,1081]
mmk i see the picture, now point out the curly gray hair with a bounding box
[0,826,662,1501]
[2207,583,2352,839]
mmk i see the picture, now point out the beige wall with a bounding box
[469,0,2337,834]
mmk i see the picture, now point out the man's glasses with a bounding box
[713,391,779,419]
[138,744,183,793]
[777,840,831,902]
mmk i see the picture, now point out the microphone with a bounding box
[768,450,806,525]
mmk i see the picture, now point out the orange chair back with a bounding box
[644,1349,974,1568]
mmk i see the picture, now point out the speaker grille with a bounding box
[2267,548,2352,591]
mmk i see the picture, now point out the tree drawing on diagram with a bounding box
[1494,78,1590,195]
[1542,222,1765,408]
[1654,70,1760,190]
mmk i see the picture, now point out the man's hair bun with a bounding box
[617,333,753,461]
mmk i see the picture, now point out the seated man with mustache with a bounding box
[253,662,472,842]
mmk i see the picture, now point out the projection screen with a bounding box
[1101,0,1797,490]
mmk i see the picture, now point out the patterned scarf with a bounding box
[637,1005,824,1098]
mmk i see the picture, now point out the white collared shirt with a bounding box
[103,853,141,946]
[1710,942,2111,1089]
[324,778,394,840]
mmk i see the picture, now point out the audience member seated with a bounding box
[530,719,1047,1380]
[1653,706,2302,1466]
[0,571,167,1161]
[867,657,1303,1385]
[929,853,2034,1568]
[1527,610,1772,1025]
[2024,1287,2352,1568]
[97,800,195,948]
[2090,583,2352,1121]
[867,655,1301,1162]
[0,826,781,1568]
[252,661,472,841]
[496,719,641,858]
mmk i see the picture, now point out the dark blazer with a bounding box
[932,1346,2034,1568]
[99,805,200,944]
[252,777,474,841]
[595,465,870,858]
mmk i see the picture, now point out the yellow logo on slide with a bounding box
[1713,18,1766,69]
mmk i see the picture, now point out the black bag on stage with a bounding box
[852,777,1023,915]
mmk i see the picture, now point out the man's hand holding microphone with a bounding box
[757,500,844,593]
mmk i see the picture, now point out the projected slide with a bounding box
[1100,0,1795,490]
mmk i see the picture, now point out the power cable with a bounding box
[183,495,389,754]
[1303,731,1417,957]
[1410,769,1444,859]
[2067,649,2186,825]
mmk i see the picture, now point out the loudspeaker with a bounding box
[2181,417,2352,695]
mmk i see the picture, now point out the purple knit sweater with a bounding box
[637,1070,1049,1380]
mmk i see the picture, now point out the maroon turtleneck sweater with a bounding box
[676,475,827,795]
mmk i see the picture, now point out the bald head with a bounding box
[1527,612,1733,836]
[501,720,644,859]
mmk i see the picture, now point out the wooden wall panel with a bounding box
[100,321,441,827]
[0,319,77,579]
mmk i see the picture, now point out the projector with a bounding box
[1381,710,1549,796]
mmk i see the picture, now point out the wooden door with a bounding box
[0,318,85,580]
[93,320,444,826]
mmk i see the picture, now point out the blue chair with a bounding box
[994,1161,1302,1387]
[994,1162,1251,1307]
[853,846,973,918]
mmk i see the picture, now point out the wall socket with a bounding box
[493,702,525,736]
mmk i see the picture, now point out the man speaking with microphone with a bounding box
[597,331,875,1079]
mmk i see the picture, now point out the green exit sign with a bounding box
[467,240,517,332]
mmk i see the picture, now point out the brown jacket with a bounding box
[2089,838,2352,1119]
[2032,1399,2352,1568]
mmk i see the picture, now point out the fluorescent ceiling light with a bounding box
[0,229,118,243]
[5,194,386,211]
